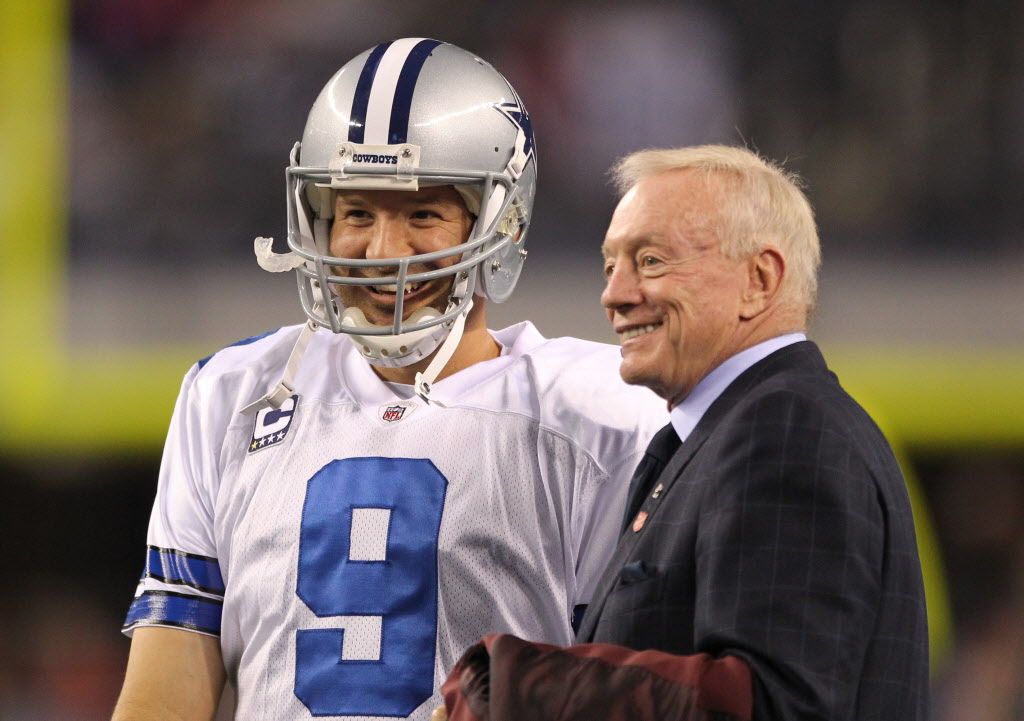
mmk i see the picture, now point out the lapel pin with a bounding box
[651,483,664,499]
[632,511,649,533]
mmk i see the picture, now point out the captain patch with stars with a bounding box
[248,394,298,453]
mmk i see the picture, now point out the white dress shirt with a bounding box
[670,333,807,443]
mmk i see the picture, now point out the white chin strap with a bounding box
[339,300,472,406]
[240,311,320,414]
[240,299,472,413]
[413,299,471,406]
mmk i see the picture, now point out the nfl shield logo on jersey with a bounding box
[248,394,298,453]
[382,405,406,422]
[377,400,417,425]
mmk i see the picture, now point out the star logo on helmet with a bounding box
[494,99,535,161]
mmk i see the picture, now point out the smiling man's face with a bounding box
[601,169,752,407]
[328,185,474,326]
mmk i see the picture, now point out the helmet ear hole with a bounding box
[479,236,527,303]
[476,197,528,302]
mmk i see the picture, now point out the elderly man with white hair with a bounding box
[438,145,929,721]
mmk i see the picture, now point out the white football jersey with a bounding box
[124,321,667,720]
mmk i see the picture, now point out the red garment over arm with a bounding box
[442,634,751,721]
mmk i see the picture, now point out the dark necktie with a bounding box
[621,423,682,532]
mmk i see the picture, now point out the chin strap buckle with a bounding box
[240,316,319,414]
[240,379,295,414]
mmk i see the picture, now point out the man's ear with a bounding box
[739,247,785,319]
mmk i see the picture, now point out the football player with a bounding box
[111,39,667,721]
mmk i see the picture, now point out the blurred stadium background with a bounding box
[2,0,1023,718]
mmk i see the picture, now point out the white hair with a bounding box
[610,145,821,311]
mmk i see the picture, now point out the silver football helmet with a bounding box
[261,38,537,375]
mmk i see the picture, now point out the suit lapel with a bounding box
[578,418,713,639]
[577,342,830,642]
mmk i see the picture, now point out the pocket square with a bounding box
[619,560,652,585]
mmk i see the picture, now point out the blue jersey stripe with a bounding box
[124,590,223,636]
[349,41,393,144]
[388,39,442,145]
[146,546,225,594]
[196,328,279,371]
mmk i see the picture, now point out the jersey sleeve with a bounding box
[123,363,226,638]
[538,340,668,611]
[571,451,642,606]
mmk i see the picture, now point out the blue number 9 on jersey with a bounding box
[296,457,448,716]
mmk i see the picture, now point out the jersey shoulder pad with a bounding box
[183,324,308,422]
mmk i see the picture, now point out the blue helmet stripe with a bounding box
[349,41,393,144]
[388,39,443,145]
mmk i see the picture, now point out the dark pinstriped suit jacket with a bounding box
[577,341,929,720]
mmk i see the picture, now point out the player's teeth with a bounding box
[372,282,421,294]
[620,324,659,341]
